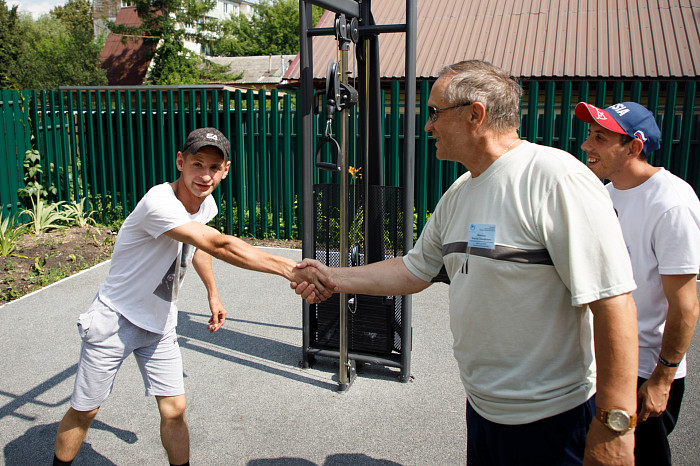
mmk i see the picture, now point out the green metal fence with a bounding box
[1,80,698,238]
[1,90,33,219]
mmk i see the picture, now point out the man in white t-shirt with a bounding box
[294,60,639,465]
[53,128,334,466]
[577,101,700,466]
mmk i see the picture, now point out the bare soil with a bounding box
[0,226,116,306]
[0,227,300,307]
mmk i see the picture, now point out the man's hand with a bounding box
[290,259,337,304]
[207,295,227,333]
[291,256,431,303]
[637,376,672,421]
[583,418,634,465]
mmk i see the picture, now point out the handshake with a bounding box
[291,259,338,304]
[289,256,416,303]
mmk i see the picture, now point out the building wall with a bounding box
[208,0,256,21]
[96,0,256,55]
[92,0,122,39]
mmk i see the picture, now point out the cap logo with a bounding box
[610,103,630,116]
[595,108,608,120]
[205,133,218,141]
[634,130,647,141]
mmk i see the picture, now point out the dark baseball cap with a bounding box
[575,101,661,155]
[182,127,230,160]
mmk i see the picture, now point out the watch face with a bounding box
[608,410,630,431]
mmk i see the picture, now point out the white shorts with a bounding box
[70,298,185,412]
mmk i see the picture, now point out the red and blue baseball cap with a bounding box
[575,101,661,155]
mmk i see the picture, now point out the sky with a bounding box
[9,0,68,19]
[10,0,262,19]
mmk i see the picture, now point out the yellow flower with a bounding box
[348,166,362,179]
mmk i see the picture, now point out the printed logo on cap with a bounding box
[595,108,608,120]
[610,103,631,117]
[634,130,648,142]
[206,133,218,141]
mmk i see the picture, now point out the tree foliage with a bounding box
[0,1,22,87]
[52,0,95,42]
[107,0,234,85]
[212,0,325,57]
[1,0,106,90]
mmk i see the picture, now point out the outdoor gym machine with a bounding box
[299,0,417,391]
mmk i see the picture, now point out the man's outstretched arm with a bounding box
[165,221,336,303]
[292,257,431,303]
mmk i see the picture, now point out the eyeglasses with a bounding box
[427,102,472,122]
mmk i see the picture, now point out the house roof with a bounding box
[283,0,700,82]
[99,6,153,86]
[206,55,297,88]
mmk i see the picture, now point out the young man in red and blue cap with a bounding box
[576,101,700,466]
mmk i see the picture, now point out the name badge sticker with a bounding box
[468,223,496,249]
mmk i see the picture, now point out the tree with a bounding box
[0,0,21,87]
[107,0,232,85]
[2,0,106,90]
[52,0,95,45]
[212,0,325,57]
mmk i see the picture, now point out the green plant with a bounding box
[0,207,27,256]
[62,198,98,227]
[31,254,47,275]
[103,234,115,248]
[18,149,57,201]
[348,206,364,247]
[3,259,16,273]
[89,195,125,233]
[8,285,22,300]
[21,190,68,235]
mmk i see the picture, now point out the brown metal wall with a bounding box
[286,0,700,80]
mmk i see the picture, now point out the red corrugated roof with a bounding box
[99,6,153,85]
[284,0,700,81]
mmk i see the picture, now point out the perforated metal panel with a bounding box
[311,183,405,356]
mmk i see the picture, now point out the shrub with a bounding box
[0,208,26,256]
[21,191,69,235]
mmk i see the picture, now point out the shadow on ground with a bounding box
[4,420,136,465]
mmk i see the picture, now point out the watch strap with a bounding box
[595,407,637,431]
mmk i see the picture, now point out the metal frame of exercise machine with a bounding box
[298,0,417,391]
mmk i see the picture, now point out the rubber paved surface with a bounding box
[0,248,698,465]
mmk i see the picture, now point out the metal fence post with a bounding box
[559,81,572,153]
[258,89,268,238]
[234,90,245,236]
[660,81,678,171]
[680,82,697,182]
[246,89,257,237]
[416,80,429,236]
[271,89,281,239]
[114,90,127,217]
[283,93,293,238]
[223,90,234,235]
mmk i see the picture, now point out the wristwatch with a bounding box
[595,407,637,434]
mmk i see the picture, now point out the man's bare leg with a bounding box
[54,407,99,462]
[156,395,189,465]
